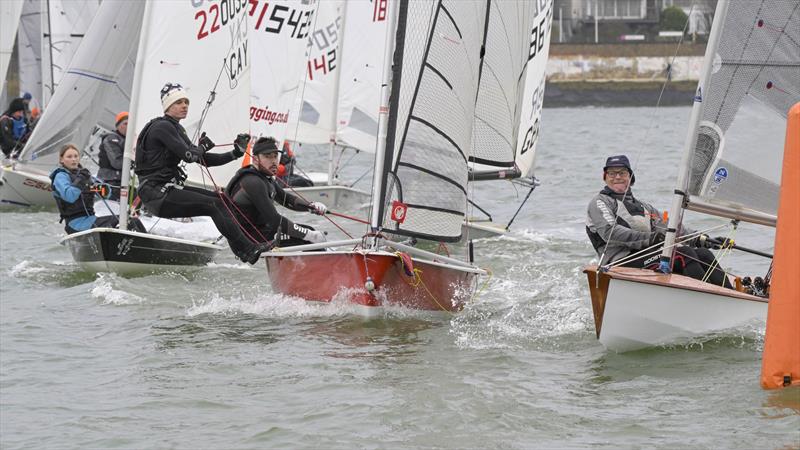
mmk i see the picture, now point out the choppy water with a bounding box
[1,106,798,449]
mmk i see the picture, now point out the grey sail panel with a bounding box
[688,0,800,218]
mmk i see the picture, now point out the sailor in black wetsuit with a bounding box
[134,82,269,264]
[225,137,328,247]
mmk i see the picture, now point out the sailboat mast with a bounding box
[119,0,154,230]
[43,0,54,107]
[326,1,348,186]
[368,0,401,231]
[659,0,730,268]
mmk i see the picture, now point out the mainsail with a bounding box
[377,0,488,242]
[249,0,318,145]
[40,0,99,106]
[1,0,24,103]
[289,0,386,154]
[17,0,43,105]
[16,0,143,171]
[130,1,252,187]
[684,0,800,225]
[470,0,553,179]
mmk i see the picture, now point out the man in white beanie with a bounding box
[134,82,270,264]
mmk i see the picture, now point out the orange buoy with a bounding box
[760,102,800,390]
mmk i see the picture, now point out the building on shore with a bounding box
[553,0,716,43]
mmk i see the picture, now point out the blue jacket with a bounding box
[50,166,96,231]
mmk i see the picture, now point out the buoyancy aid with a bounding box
[50,167,95,223]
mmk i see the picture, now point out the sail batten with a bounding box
[377,0,487,242]
[469,0,552,177]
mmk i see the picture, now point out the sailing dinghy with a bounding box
[0,0,118,208]
[265,0,556,311]
[585,0,799,352]
[61,0,256,274]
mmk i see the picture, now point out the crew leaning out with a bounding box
[226,137,328,248]
[50,144,145,234]
[585,154,733,288]
[134,82,271,264]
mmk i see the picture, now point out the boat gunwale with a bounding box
[583,265,768,303]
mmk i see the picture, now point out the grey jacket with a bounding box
[97,131,125,183]
[585,186,668,265]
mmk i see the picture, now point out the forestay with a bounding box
[40,0,99,107]
[130,1,251,187]
[379,0,487,242]
[470,0,553,178]
[16,0,143,171]
[686,0,800,221]
[249,0,317,145]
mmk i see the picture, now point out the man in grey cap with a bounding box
[225,136,328,247]
[586,154,732,288]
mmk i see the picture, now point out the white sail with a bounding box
[130,1,250,188]
[289,0,386,154]
[1,0,24,101]
[288,0,342,145]
[378,0,488,242]
[16,0,143,172]
[40,0,99,106]
[249,0,317,145]
[684,0,800,222]
[334,0,387,154]
[469,0,553,178]
[17,0,43,105]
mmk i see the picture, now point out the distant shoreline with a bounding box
[544,80,696,108]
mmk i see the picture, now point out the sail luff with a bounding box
[326,1,347,186]
[119,0,154,231]
[661,0,730,263]
[369,0,402,231]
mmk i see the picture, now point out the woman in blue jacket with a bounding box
[49,144,140,234]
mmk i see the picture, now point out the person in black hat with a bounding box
[0,98,29,157]
[586,154,733,288]
[134,82,270,264]
[225,136,328,247]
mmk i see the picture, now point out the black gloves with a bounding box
[199,132,215,153]
[697,234,734,249]
[232,133,250,158]
[73,169,92,190]
[649,230,666,246]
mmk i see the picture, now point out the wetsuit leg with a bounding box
[156,186,254,255]
[94,215,119,229]
[674,246,733,289]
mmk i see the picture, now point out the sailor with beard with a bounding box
[225,137,328,247]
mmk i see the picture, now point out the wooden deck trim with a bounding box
[583,265,768,303]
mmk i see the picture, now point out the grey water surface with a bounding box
[1,106,797,449]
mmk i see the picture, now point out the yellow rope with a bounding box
[702,228,736,285]
[393,252,450,312]
[473,267,493,299]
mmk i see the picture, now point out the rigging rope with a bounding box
[597,6,696,269]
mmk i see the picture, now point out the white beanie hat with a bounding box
[160,82,189,112]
